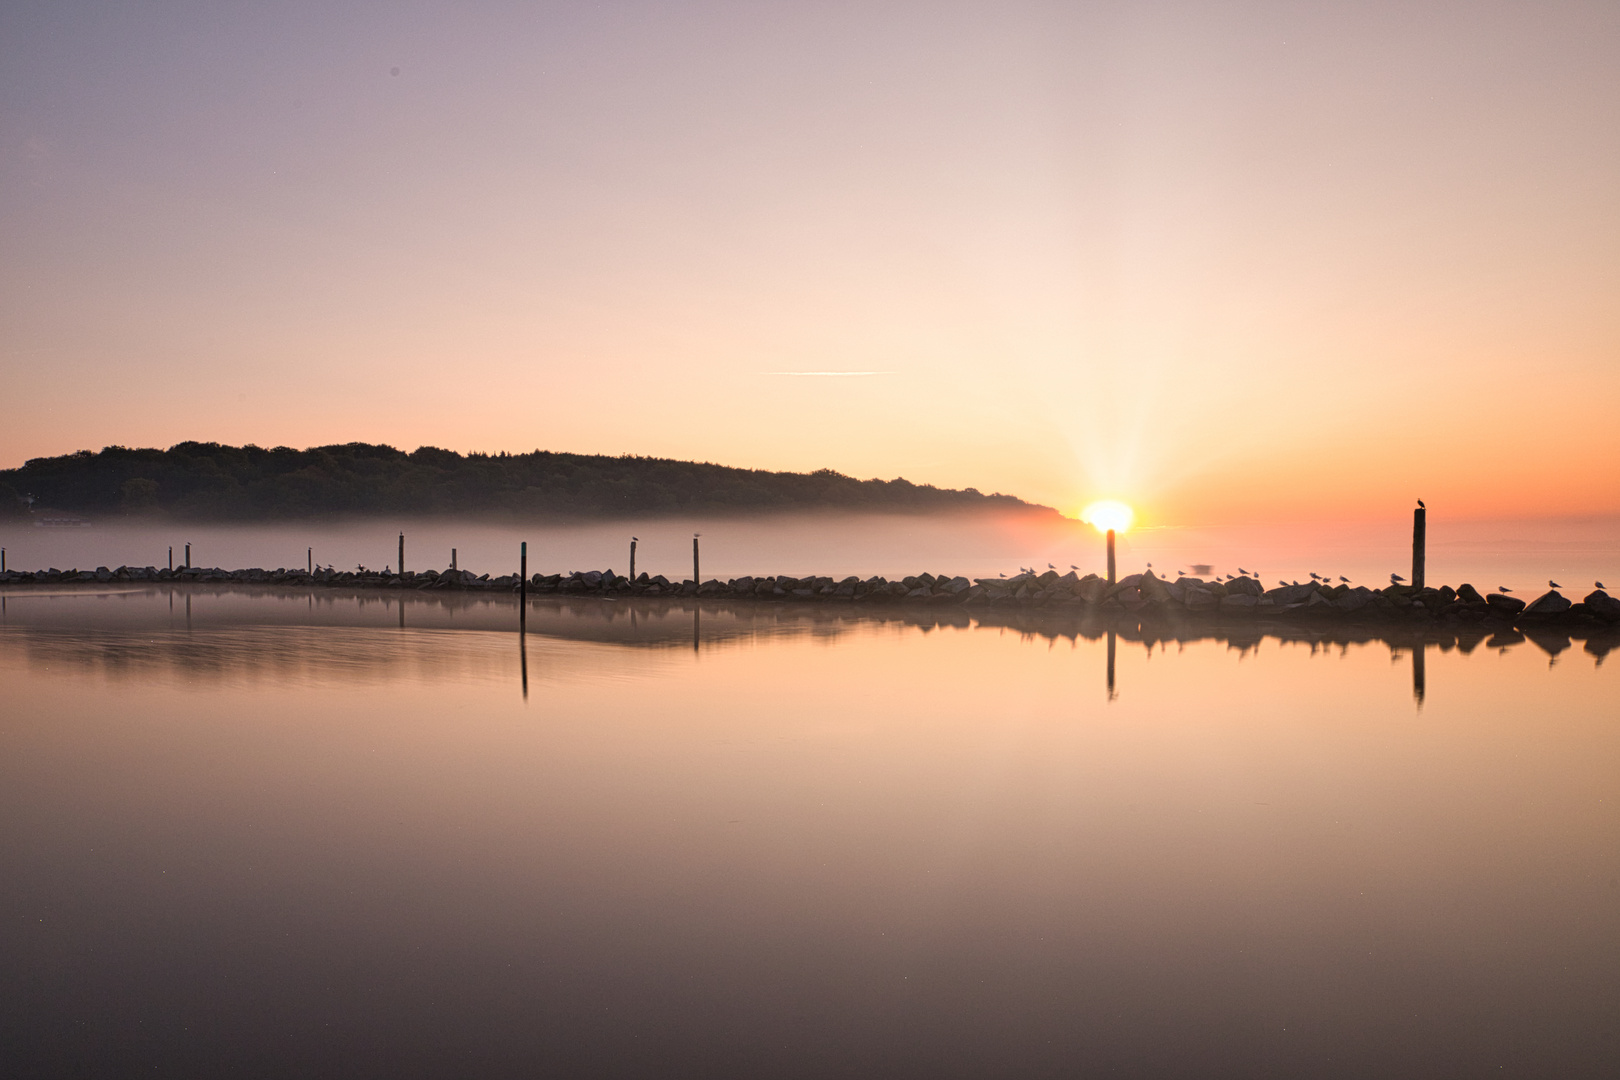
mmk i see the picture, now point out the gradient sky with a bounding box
[3,1,1617,524]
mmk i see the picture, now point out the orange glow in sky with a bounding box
[1,3,1616,524]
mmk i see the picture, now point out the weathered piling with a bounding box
[630,537,637,582]
[1,549,5,573]
[519,541,527,629]
[307,547,312,574]
[185,543,191,569]
[1413,506,1426,590]
[398,532,405,576]
[451,548,457,571]
[1106,529,1117,586]
[693,535,700,584]
[169,546,173,571]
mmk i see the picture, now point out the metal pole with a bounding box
[1106,529,1116,586]
[1412,507,1426,590]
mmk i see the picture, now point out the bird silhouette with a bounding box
[1597,581,1607,590]
[1499,586,1512,593]
[1309,572,1320,580]
[1069,564,1079,571]
[1339,576,1350,583]
[1391,573,1406,584]
[1417,499,1425,509]
[1048,563,1056,570]
[1549,580,1562,589]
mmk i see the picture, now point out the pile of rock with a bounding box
[2,565,1615,629]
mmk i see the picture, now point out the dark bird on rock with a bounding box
[1598,581,1607,589]
[1339,576,1350,583]
[1550,580,1562,589]
[1070,565,1078,571]
[1048,563,1056,570]
[1499,586,1512,593]
[1391,573,1406,584]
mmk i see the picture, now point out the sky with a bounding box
[2,0,1617,525]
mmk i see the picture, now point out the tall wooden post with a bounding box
[307,547,312,573]
[693,535,700,584]
[451,548,457,571]
[520,541,527,630]
[1106,529,1117,585]
[630,538,637,582]
[169,546,173,571]
[185,543,191,569]
[1,548,5,573]
[398,532,405,576]
[1412,507,1426,590]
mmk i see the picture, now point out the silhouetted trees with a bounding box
[0,443,1049,521]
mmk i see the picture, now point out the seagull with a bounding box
[1048,563,1056,570]
[1069,564,1078,571]
[1417,499,1425,509]
[1309,572,1320,580]
[1339,576,1350,583]
[1499,586,1512,593]
[1598,581,1607,590]
[1391,573,1406,584]
[1549,580,1562,589]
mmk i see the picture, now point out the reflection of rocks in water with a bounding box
[3,588,1615,681]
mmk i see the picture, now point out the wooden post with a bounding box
[307,547,312,573]
[1106,529,1116,585]
[693,535,700,584]
[1412,507,1426,590]
[169,546,173,571]
[185,543,190,569]
[630,538,637,582]
[398,532,405,576]
[1,548,5,573]
[520,541,527,630]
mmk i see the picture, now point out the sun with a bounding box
[1080,500,1134,534]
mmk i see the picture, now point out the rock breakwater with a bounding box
[3,565,1615,631]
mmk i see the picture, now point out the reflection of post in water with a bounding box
[1412,643,1426,707]
[693,605,701,654]
[185,592,191,630]
[398,599,404,629]
[1106,629,1117,700]
[520,630,529,702]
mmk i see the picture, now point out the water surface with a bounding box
[3,587,1617,1078]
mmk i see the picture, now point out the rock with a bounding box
[1584,590,1620,622]
[1486,592,1526,615]
[1220,594,1258,612]
[1522,590,1572,618]
[1263,583,1316,605]
[1455,583,1484,603]
[1184,585,1217,610]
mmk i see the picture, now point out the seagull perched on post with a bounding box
[1391,573,1406,584]
[1417,499,1425,509]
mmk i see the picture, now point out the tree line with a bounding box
[0,442,1051,521]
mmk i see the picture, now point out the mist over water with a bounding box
[4,511,1616,595]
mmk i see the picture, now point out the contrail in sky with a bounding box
[764,371,897,377]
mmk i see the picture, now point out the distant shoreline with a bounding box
[4,565,1615,636]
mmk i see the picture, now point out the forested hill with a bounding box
[0,443,1053,521]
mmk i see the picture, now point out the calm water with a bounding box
[3,586,1618,1078]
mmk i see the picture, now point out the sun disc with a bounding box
[1081,500,1134,534]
